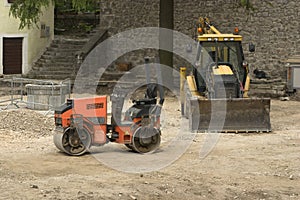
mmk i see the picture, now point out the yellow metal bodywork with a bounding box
[243,75,251,98]
[186,75,200,96]
[180,67,187,113]
[198,17,221,34]
[197,17,242,42]
[180,67,186,95]
[212,65,233,75]
[197,34,242,42]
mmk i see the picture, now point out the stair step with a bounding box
[40,57,75,62]
[34,62,73,68]
[42,61,76,66]
[101,71,128,80]
[39,66,75,70]
[52,39,88,45]
[49,45,84,51]
[46,47,82,52]
[32,66,41,70]
[32,74,74,80]
[38,70,73,75]
[44,51,76,57]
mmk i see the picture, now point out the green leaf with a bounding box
[9,0,53,29]
[9,0,99,30]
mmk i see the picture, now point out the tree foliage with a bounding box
[239,0,254,10]
[70,0,95,12]
[55,0,99,13]
[9,0,53,29]
[9,0,98,30]
[10,0,260,30]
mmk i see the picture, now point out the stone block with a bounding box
[25,84,68,110]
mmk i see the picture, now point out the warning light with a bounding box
[234,27,239,34]
[197,27,203,34]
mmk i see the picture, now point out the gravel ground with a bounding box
[0,109,54,137]
[0,97,299,200]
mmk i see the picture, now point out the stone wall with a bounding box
[100,0,159,33]
[100,0,160,68]
[99,0,300,95]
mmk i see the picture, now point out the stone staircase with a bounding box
[27,25,113,80]
[27,36,88,80]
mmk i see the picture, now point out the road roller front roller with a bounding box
[53,127,92,156]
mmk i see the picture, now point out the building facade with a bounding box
[0,0,54,75]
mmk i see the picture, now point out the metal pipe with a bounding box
[144,57,151,86]
[10,78,14,106]
[204,19,221,34]
[155,57,165,105]
[210,26,221,34]
[20,78,24,101]
[68,79,71,99]
[180,67,186,115]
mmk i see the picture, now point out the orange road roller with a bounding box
[53,85,163,156]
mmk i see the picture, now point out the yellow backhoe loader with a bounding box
[181,17,271,132]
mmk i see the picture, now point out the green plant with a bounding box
[78,22,93,33]
[9,0,53,29]
[9,0,100,29]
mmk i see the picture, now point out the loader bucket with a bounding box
[188,98,271,132]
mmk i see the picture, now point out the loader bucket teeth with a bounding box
[189,98,271,133]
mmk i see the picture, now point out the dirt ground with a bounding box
[0,97,299,200]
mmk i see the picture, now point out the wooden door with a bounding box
[3,37,23,74]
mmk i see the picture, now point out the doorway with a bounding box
[3,37,23,74]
